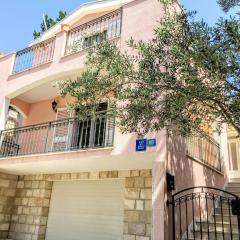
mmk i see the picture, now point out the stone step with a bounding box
[215,214,239,224]
[182,181,240,240]
[229,178,240,183]
[215,207,233,215]
[219,190,240,197]
[225,186,240,193]
[195,221,239,233]
[228,182,240,188]
[189,230,239,240]
[230,192,240,197]
[186,235,240,240]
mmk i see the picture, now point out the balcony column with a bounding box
[218,123,230,173]
[53,31,68,62]
[0,97,10,130]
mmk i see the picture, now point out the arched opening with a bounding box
[6,106,24,129]
[0,106,23,157]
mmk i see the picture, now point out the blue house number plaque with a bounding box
[136,139,147,152]
[147,139,156,147]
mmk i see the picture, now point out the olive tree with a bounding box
[56,0,240,136]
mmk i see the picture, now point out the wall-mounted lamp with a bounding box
[51,100,58,112]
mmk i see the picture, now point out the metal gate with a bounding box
[170,186,240,240]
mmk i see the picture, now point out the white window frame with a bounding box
[228,138,240,171]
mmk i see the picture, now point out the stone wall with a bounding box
[0,169,152,240]
[123,170,152,240]
[0,173,18,240]
[8,176,52,240]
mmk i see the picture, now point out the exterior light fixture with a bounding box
[51,100,58,112]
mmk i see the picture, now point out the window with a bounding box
[71,102,109,149]
[6,106,22,129]
[0,107,22,156]
[83,31,107,48]
[228,140,240,171]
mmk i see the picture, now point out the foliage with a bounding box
[33,11,67,39]
[56,0,240,136]
[218,0,240,12]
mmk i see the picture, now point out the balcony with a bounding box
[186,133,222,172]
[11,9,122,75]
[65,9,122,55]
[0,112,115,158]
[12,37,56,74]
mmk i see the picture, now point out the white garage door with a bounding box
[46,179,124,240]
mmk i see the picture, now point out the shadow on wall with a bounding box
[168,132,225,191]
[167,131,226,239]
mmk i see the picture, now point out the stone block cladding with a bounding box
[0,173,18,240]
[8,176,52,240]
[0,170,152,240]
[123,170,152,240]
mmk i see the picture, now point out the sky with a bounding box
[0,0,238,53]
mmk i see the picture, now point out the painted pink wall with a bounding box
[0,2,229,240]
[165,133,227,240]
[0,0,164,100]
[10,98,30,117]
[23,99,57,126]
[121,0,163,42]
[0,0,168,162]
[0,53,14,88]
[22,95,71,125]
[8,94,76,127]
[168,134,226,191]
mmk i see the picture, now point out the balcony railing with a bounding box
[0,113,115,158]
[12,37,56,74]
[186,133,222,172]
[65,9,122,55]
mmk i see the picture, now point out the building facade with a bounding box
[0,0,239,240]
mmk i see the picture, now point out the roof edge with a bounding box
[30,0,132,46]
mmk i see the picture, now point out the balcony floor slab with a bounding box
[0,148,156,175]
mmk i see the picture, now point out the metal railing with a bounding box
[12,37,56,74]
[0,113,115,158]
[186,133,222,172]
[65,9,122,55]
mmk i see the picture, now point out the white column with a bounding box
[219,123,230,174]
[0,97,10,130]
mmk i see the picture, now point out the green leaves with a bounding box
[33,11,67,39]
[218,0,240,12]
[56,1,240,136]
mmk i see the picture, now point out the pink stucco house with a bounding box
[0,0,239,240]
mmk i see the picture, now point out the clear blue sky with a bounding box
[0,0,238,53]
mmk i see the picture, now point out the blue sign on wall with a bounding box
[147,139,156,147]
[136,139,147,152]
